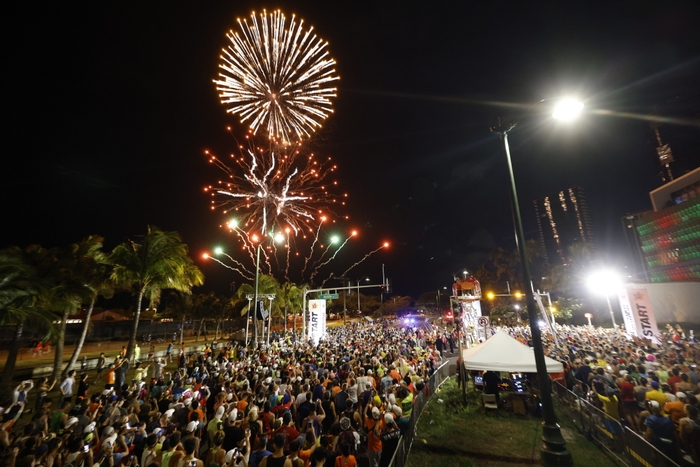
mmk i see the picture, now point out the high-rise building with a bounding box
[624,167,700,282]
[533,186,594,266]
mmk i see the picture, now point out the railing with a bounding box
[552,382,682,467]
[387,360,451,467]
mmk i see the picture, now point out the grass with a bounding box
[406,379,626,467]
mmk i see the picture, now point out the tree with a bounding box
[110,226,204,360]
[64,236,114,376]
[278,282,304,333]
[551,298,581,321]
[25,244,94,382]
[0,247,54,393]
[163,290,193,345]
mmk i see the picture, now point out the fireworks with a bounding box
[204,137,346,236]
[214,9,339,144]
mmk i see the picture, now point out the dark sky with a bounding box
[4,1,700,298]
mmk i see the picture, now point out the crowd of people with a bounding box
[518,323,700,464]
[1,321,445,467]
[4,317,700,467]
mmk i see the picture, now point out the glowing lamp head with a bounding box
[552,98,584,121]
[487,292,494,300]
[587,270,622,295]
[514,292,522,299]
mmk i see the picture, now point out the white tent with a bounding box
[461,330,563,373]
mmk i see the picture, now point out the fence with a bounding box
[552,381,682,467]
[387,360,452,467]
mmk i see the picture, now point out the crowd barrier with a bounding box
[386,360,452,467]
[552,381,682,467]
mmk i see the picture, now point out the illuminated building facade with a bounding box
[533,186,594,266]
[624,167,700,282]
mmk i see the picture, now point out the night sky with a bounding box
[4,1,700,298]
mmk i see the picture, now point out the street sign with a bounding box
[319,293,339,299]
[477,316,490,327]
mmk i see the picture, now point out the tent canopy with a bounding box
[461,330,563,373]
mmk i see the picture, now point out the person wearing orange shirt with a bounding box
[105,364,116,389]
[664,392,689,428]
[363,405,382,467]
[334,442,357,467]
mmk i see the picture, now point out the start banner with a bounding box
[308,299,327,345]
[618,288,660,343]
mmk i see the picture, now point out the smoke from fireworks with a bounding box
[214,9,339,144]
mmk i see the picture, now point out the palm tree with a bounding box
[163,290,193,345]
[0,247,54,393]
[191,292,220,342]
[279,282,304,333]
[64,236,114,376]
[25,244,94,382]
[110,226,204,360]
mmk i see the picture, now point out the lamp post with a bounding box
[357,277,370,313]
[490,98,580,467]
[584,313,593,326]
[252,232,284,346]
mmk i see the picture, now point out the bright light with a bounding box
[552,99,584,121]
[214,247,223,255]
[587,270,622,295]
[351,230,357,236]
[537,320,546,327]
[514,304,520,310]
[227,219,238,229]
[514,292,522,299]
[383,242,389,248]
[251,234,260,243]
[330,235,339,243]
[274,232,285,243]
[202,253,209,259]
[487,292,494,300]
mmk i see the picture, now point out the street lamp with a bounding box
[252,232,284,346]
[584,313,593,326]
[490,97,581,467]
[357,276,370,314]
[587,270,622,329]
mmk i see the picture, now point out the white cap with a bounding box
[103,426,115,437]
[164,409,175,419]
[215,407,225,420]
[224,449,237,464]
[229,408,238,422]
[105,433,118,446]
[65,417,79,429]
[371,407,381,420]
[676,392,687,400]
[388,394,396,405]
[186,421,197,433]
[84,422,96,434]
[227,393,234,401]
[648,400,660,410]
[392,405,402,417]
[384,413,394,424]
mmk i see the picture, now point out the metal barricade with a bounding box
[387,361,450,467]
[551,382,681,467]
[623,427,681,467]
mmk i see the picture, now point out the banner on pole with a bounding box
[618,288,660,343]
[308,299,327,345]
